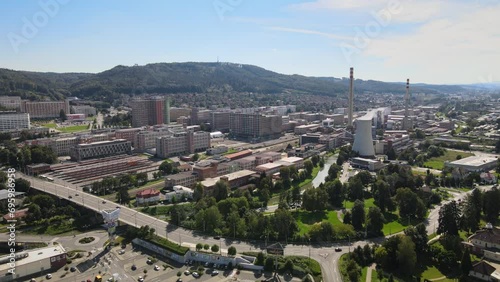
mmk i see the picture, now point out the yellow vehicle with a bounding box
[94,275,102,282]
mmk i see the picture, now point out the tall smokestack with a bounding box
[404,79,410,117]
[348,67,354,127]
[403,78,411,130]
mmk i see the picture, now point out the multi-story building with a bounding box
[190,108,211,125]
[21,100,70,119]
[0,96,22,110]
[0,113,30,131]
[164,172,198,188]
[170,107,191,123]
[229,113,282,141]
[211,111,231,132]
[115,128,142,147]
[135,130,171,152]
[51,137,79,156]
[130,97,168,127]
[70,139,132,161]
[156,131,210,158]
[136,188,161,206]
[71,105,97,116]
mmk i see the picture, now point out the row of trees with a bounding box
[0,142,57,169]
[438,187,500,236]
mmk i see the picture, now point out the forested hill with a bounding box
[0,62,467,103]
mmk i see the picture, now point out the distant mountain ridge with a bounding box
[0,62,470,103]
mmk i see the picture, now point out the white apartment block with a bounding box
[0,113,30,131]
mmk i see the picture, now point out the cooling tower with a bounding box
[352,115,375,157]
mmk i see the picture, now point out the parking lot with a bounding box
[28,242,286,282]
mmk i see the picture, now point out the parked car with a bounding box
[335,247,342,252]
[192,272,200,278]
[211,270,219,276]
[46,274,52,279]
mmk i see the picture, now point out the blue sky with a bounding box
[1,0,499,84]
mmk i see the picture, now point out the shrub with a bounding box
[177,271,182,277]
[203,244,210,250]
[211,244,219,253]
[228,246,237,256]
[196,243,203,251]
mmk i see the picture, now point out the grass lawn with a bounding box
[423,150,474,170]
[421,265,445,280]
[42,123,57,128]
[223,148,238,155]
[382,212,424,236]
[344,198,376,209]
[361,267,368,282]
[294,210,343,235]
[58,124,89,133]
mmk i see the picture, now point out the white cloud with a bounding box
[362,4,500,83]
[290,0,446,23]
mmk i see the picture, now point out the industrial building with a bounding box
[156,131,210,158]
[229,113,282,141]
[352,114,375,157]
[0,245,66,282]
[70,139,132,162]
[165,172,198,188]
[21,100,70,119]
[444,156,498,173]
[49,155,156,185]
[130,97,169,127]
[211,111,231,132]
[71,105,97,116]
[0,96,22,110]
[135,130,171,152]
[200,170,256,190]
[351,157,385,171]
[0,113,30,131]
[115,128,142,147]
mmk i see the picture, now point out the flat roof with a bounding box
[77,139,128,146]
[449,156,498,167]
[201,169,255,187]
[0,245,66,271]
[256,163,282,170]
[352,157,379,164]
[281,157,303,163]
[166,172,197,180]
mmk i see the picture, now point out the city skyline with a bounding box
[0,0,499,85]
